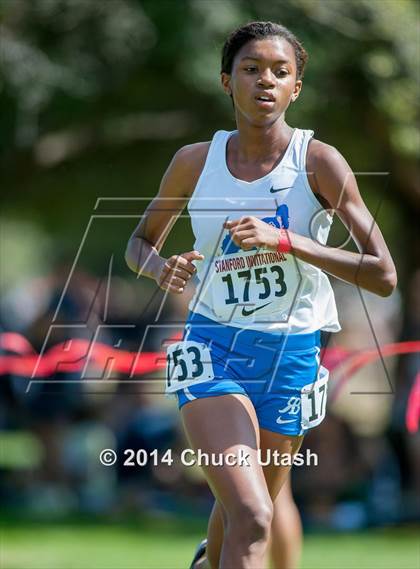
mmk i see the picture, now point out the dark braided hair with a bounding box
[221,21,308,80]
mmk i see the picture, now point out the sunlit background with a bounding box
[1,1,419,568]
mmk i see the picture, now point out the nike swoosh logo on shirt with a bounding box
[241,302,271,317]
[269,186,292,193]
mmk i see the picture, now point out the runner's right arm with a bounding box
[125,142,209,294]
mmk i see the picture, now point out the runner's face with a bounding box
[221,37,302,126]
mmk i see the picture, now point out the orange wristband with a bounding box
[277,229,291,254]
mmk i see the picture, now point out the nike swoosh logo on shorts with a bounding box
[269,186,292,193]
[276,417,295,424]
[241,302,271,317]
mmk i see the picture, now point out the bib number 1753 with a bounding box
[221,265,287,306]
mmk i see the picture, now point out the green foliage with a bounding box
[0,0,418,280]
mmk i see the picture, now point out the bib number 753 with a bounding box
[166,341,214,394]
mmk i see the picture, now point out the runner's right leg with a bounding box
[181,393,272,569]
[199,450,302,568]
[204,479,302,569]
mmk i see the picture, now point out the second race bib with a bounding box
[300,366,329,430]
[166,340,214,394]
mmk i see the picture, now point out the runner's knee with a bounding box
[226,499,273,544]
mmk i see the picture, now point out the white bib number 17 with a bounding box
[301,366,329,429]
[166,341,214,394]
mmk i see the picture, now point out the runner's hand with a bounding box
[156,250,204,294]
[224,216,283,251]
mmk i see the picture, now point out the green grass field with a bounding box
[1,518,419,569]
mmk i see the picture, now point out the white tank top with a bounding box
[187,128,341,334]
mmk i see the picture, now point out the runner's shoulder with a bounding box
[171,142,211,198]
[175,141,211,163]
[307,138,350,174]
[307,138,353,195]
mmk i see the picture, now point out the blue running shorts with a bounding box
[166,311,329,436]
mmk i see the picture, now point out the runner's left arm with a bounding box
[224,143,397,297]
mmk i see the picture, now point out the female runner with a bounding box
[125,21,397,569]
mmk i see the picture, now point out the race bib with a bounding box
[210,249,298,321]
[300,366,329,429]
[165,340,214,394]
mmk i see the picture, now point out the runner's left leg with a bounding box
[266,476,303,569]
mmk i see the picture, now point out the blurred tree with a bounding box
[0,0,418,277]
[0,0,155,147]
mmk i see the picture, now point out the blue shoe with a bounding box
[189,538,207,569]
